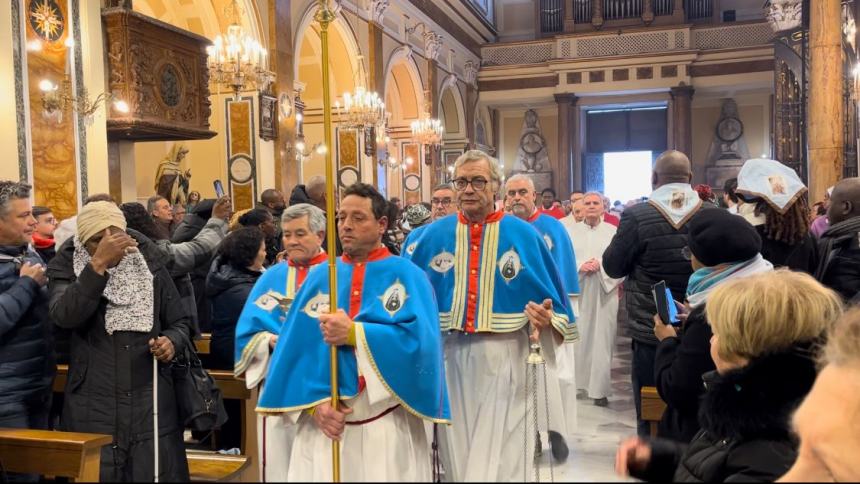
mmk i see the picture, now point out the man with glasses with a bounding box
[405,150,576,481]
[401,184,456,256]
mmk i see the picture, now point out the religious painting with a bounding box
[259,92,277,141]
[768,175,787,195]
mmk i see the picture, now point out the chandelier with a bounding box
[411,92,444,148]
[206,0,274,99]
[335,56,386,131]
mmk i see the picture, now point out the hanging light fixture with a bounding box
[335,55,386,131]
[206,0,274,99]
[411,91,444,148]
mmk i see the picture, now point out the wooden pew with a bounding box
[641,386,667,438]
[0,428,112,482]
[196,333,211,355]
[53,365,259,482]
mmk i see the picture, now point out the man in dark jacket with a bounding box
[288,175,326,210]
[603,150,703,436]
[816,177,860,302]
[0,181,54,435]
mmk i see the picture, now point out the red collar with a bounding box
[31,233,54,249]
[287,251,328,268]
[341,246,390,264]
[527,210,540,223]
[457,210,505,226]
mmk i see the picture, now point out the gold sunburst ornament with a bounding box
[29,0,64,42]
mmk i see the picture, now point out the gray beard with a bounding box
[511,204,530,219]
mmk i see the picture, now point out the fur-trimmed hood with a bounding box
[698,341,819,442]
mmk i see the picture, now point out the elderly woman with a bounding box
[653,208,773,442]
[47,201,191,482]
[617,270,842,482]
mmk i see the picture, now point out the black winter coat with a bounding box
[632,343,817,482]
[757,225,818,273]
[815,217,860,302]
[0,245,54,405]
[172,205,216,331]
[47,231,191,482]
[205,256,261,370]
[655,305,715,443]
[603,201,704,344]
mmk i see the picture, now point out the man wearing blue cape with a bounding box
[233,203,328,482]
[404,151,577,481]
[256,183,450,482]
[505,173,581,441]
[402,183,457,257]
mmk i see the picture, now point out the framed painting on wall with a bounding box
[258,92,277,141]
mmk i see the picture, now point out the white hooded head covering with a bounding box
[736,158,807,215]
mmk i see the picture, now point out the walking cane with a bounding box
[315,1,341,481]
[153,355,159,483]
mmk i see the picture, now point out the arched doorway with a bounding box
[383,49,426,204]
[293,5,365,194]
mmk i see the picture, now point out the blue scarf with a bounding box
[686,254,773,308]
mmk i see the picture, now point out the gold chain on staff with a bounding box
[314,0,341,481]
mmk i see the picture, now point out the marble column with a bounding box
[270,0,297,193]
[425,57,440,185]
[809,0,844,201]
[670,84,695,159]
[368,20,385,188]
[555,93,577,197]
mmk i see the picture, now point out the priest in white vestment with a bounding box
[567,192,623,405]
[233,204,329,481]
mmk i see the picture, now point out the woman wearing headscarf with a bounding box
[735,158,818,272]
[47,201,191,482]
[652,208,773,443]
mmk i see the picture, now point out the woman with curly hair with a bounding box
[734,158,818,273]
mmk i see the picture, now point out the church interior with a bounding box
[0,0,856,481]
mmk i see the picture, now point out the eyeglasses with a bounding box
[681,246,692,261]
[453,177,489,191]
[431,197,453,207]
[506,188,530,198]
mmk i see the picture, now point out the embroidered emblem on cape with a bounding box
[768,175,787,195]
[499,248,522,283]
[379,280,408,317]
[670,190,687,210]
[405,242,418,255]
[430,251,455,274]
[254,290,285,313]
[303,292,330,319]
[543,234,554,251]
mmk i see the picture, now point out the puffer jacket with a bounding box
[632,343,817,482]
[47,230,191,482]
[0,245,54,404]
[157,217,228,336]
[816,216,860,301]
[171,201,221,332]
[205,256,262,370]
[603,200,704,344]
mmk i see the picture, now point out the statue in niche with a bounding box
[514,110,550,173]
[155,144,192,206]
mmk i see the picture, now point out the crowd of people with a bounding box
[1,148,859,482]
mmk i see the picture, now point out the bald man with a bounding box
[602,150,704,437]
[815,177,860,302]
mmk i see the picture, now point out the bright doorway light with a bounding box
[602,151,652,205]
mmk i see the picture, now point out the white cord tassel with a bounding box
[153,356,159,483]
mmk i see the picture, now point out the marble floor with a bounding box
[538,330,638,482]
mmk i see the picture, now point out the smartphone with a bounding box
[213,179,225,198]
[652,280,680,326]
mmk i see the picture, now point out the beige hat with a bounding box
[77,201,127,244]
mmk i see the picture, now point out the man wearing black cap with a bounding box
[652,208,772,442]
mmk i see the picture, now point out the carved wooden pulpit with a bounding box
[103,7,216,141]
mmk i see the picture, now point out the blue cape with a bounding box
[256,252,450,423]
[529,212,580,295]
[403,212,577,342]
